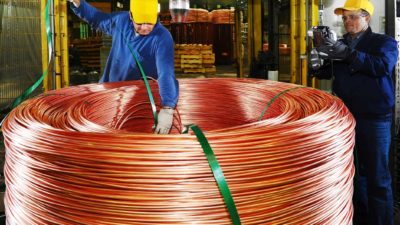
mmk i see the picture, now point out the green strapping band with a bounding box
[118,28,158,125]
[189,125,241,225]
[132,51,158,125]
[259,86,304,121]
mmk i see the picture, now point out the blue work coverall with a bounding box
[314,27,398,225]
[71,0,179,108]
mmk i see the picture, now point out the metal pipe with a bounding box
[318,0,324,26]
[60,0,70,87]
[300,0,307,86]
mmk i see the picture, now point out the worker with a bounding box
[312,0,398,224]
[67,0,179,134]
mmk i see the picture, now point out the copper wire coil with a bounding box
[2,78,355,224]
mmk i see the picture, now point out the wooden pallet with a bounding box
[174,44,216,74]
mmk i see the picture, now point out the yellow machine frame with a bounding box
[41,0,69,92]
[248,0,319,86]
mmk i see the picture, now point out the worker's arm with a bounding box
[153,29,179,134]
[68,0,117,36]
[155,31,179,109]
[349,37,398,78]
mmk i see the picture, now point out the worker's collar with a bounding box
[344,26,371,40]
[344,27,371,48]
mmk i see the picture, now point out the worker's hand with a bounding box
[316,38,352,61]
[67,0,80,8]
[154,107,174,134]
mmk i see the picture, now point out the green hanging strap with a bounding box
[0,0,53,128]
[132,51,158,125]
[189,125,241,225]
[259,86,304,121]
[117,28,158,126]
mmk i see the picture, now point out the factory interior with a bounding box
[0,0,400,224]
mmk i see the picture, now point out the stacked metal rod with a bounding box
[2,78,355,224]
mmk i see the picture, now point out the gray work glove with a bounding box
[154,107,174,134]
[310,48,323,70]
[316,37,353,61]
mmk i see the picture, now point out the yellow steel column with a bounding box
[235,10,244,78]
[43,0,69,91]
[290,0,298,84]
[253,0,262,61]
[247,0,262,67]
[41,1,50,92]
[55,0,70,89]
[60,0,70,87]
[54,0,62,90]
[300,0,307,86]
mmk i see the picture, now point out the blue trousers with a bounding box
[353,117,393,225]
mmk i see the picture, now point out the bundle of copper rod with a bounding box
[2,78,355,224]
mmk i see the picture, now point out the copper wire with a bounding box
[2,78,355,224]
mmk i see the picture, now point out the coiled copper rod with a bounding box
[2,78,355,224]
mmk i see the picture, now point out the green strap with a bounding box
[10,69,49,109]
[132,51,158,125]
[259,86,303,121]
[117,27,158,125]
[1,1,53,128]
[189,125,241,225]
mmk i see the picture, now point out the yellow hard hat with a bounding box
[334,0,374,16]
[130,0,158,24]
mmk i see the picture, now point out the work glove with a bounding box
[316,37,353,61]
[310,48,323,71]
[154,107,174,134]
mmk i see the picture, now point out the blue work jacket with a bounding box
[315,27,398,118]
[71,0,179,108]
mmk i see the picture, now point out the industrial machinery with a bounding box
[248,0,318,85]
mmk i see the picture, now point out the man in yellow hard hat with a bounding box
[312,0,398,224]
[68,0,178,134]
